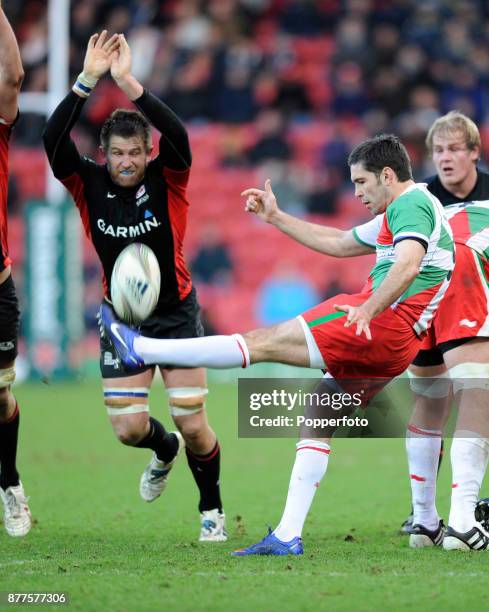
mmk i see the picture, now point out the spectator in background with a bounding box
[256,160,306,215]
[256,263,319,326]
[191,223,234,286]
[245,108,290,165]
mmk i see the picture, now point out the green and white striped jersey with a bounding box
[352,183,455,335]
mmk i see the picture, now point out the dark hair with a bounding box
[348,134,413,182]
[100,109,152,151]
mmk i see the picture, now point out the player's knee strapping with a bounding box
[448,363,489,393]
[407,370,451,398]
[104,387,150,415]
[167,387,208,417]
[0,366,15,389]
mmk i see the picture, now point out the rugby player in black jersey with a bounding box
[0,1,31,538]
[403,111,489,550]
[43,31,226,541]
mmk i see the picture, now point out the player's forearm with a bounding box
[114,74,143,101]
[0,8,24,87]
[362,260,419,319]
[270,210,348,256]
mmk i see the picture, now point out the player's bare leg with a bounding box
[162,367,226,541]
[404,363,451,544]
[442,339,489,550]
[0,362,31,537]
[104,369,182,502]
[101,304,313,370]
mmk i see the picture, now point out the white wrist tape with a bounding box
[72,71,99,97]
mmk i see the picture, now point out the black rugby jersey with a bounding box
[43,90,193,313]
[426,170,489,205]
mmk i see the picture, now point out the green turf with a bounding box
[1,381,488,611]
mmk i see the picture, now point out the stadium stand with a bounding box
[6,0,489,348]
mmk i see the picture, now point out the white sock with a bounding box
[406,424,441,530]
[134,333,250,368]
[273,440,330,542]
[449,432,489,533]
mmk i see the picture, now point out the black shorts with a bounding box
[0,274,19,366]
[411,337,475,367]
[100,287,204,379]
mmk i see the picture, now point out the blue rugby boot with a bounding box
[98,303,144,369]
[232,528,303,556]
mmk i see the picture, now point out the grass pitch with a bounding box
[1,380,488,611]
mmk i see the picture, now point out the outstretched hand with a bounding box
[334,303,372,340]
[83,30,119,80]
[241,179,279,223]
[110,33,132,82]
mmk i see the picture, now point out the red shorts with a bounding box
[302,293,423,384]
[420,244,489,351]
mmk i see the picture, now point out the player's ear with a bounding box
[381,166,395,186]
[146,145,153,162]
[470,145,480,163]
[99,145,107,159]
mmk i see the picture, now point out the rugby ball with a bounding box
[110,243,160,325]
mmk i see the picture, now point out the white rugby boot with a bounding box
[139,432,184,502]
[0,481,32,537]
[199,508,227,542]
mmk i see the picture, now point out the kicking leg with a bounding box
[101,303,314,370]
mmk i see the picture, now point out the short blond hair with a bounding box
[426,110,481,154]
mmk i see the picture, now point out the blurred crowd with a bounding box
[6,0,489,338]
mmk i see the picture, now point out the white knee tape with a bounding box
[106,404,150,416]
[0,366,15,388]
[167,387,207,417]
[449,363,489,393]
[407,370,451,399]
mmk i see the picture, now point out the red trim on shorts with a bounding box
[410,474,426,482]
[451,483,458,489]
[408,424,441,437]
[297,445,331,455]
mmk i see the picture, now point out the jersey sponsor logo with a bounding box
[0,340,14,351]
[96,216,161,238]
[136,193,149,207]
[107,192,116,199]
[135,185,149,207]
[459,319,477,328]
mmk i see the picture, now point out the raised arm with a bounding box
[43,30,119,179]
[110,34,191,170]
[0,5,24,123]
[242,180,374,257]
[43,92,86,179]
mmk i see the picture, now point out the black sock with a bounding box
[0,402,20,490]
[134,417,178,463]
[186,441,222,513]
[437,439,444,475]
